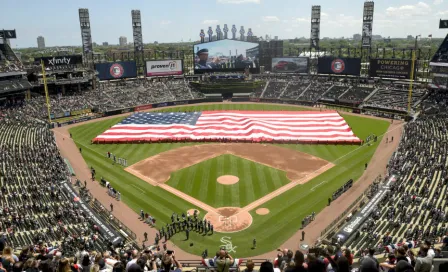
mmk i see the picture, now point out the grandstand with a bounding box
[0,110,137,253]
[343,111,448,257]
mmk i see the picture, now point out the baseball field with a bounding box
[68,103,391,257]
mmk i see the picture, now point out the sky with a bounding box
[1,0,448,48]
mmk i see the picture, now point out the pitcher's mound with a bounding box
[217,175,239,185]
[204,207,252,233]
[256,208,270,215]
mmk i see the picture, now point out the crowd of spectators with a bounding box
[280,79,312,100]
[363,87,427,112]
[262,81,288,98]
[343,110,448,262]
[420,91,448,115]
[0,109,136,258]
[321,85,350,100]
[0,79,204,121]
[339,86,374,104]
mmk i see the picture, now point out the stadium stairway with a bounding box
[260,80,270,98]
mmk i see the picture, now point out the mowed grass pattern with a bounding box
[166,154,290,208]
[69,103,391,257]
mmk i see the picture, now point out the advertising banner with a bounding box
[135,104,153,111]
[272,57,309,73]
[146,60,183,76]
[70,108,91,116]
[34,55,83,66]
[369,59,413,79]
[317,57,361,76]
[333,175,396,244]
[95,61,137,80]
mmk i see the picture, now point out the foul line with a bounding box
[311,180,328,192]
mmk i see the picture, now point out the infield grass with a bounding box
[68,103,390,257]
[166,154,290,208]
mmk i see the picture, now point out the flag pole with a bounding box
[41,60,52,123]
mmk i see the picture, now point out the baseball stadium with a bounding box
[1,1,448,272]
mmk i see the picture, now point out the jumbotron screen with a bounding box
[193,40,259,72]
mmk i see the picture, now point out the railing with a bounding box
[319,175,382,239]
[78,186,138,242]
[92,198,138,241]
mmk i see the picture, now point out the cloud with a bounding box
[285,28,293,32]
[322,14,361,28]
[386,2,431,18]
[160,20,171,25]
[434,0,443,5]
[202,19,219,25]
[262,16,280,22]
[321,12,329,17]
[437,10,448,15]
[294,17,308,22]
[217,0,260,3]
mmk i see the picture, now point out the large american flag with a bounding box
[93,111,361,143]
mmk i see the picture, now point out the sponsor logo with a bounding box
[150,61,178,71]
[135,104,153,111]
[156,103,168,108]
[174,101,188,105]
[110,63,124,78]
[331,59,345,73]
[377,60,409,66]
[343,216,363,233]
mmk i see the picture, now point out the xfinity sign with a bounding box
[146,60,183,77]
[35,55,83,67]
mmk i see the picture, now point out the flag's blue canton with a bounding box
[119,112,202,126]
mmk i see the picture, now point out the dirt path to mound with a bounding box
[53,102,404,259]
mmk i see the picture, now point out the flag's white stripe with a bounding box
[197,116,344,121]
[195,120,346,126]
[194,117,344,123]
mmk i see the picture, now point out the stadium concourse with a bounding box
[52,103,404,259]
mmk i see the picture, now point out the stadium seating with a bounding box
[344,112,448,257]
[339,85,375,103]
[279,79,312,100]
[0,110,136,256]
[262,80,288,98]
[363,87,427,112]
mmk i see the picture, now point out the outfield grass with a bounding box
[166,154,290,208]
[68,103,390,257]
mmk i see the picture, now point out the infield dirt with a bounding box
[125,143,332,185]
